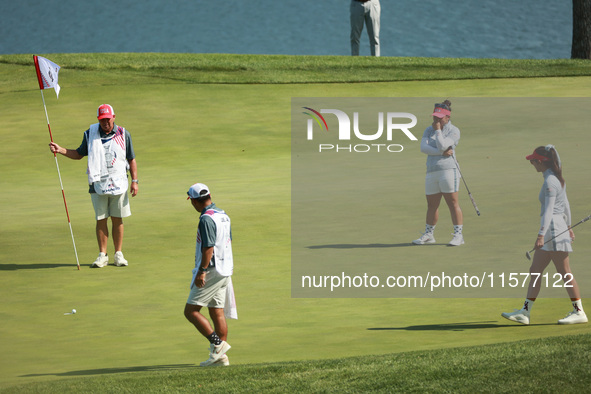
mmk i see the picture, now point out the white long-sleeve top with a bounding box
[420,121,460,172]
[538,169,571,236]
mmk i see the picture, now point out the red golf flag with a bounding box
[34,55,80,270]
[34,55,61,98]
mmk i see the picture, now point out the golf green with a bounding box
[1,56,590,390]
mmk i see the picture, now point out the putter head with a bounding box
[525,251,532,261]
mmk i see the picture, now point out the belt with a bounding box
[354,0,371,3]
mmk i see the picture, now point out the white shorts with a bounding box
[541,214,572,252]
[91,192,131,220]
[187,269,230,308]
[425,169,460,195]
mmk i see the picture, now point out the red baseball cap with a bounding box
[97,104,115,119]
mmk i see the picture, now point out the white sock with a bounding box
[453,225,463,234]
[523,299,534,312]
[425,224,435,234]
[572,299,584,313]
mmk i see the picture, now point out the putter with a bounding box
[525,214,591,260]
[452,153,480,216]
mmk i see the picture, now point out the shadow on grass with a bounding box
[20,364,194,378]
[307,243,448,249]
[0,263,76,271]
[367,321,556,331]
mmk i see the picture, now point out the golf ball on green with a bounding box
[72,309,76,314]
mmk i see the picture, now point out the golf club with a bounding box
[525,213,591,260]
[452,153,480,216]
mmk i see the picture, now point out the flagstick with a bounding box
[41,90,81,270]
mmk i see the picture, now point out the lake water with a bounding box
[1,0,572,59]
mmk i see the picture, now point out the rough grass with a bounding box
[4,333,590,393]
[1,53,591,87]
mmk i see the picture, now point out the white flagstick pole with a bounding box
[40,89,81,270]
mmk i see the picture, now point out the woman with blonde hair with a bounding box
[502,145,587,325]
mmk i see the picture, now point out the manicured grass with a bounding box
[0,54,590,391]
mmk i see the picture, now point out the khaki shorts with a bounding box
[425,168,460,195]
[91,192,131,220]
[187,269,230,308]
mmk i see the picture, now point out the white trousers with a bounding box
[350,0,381,56]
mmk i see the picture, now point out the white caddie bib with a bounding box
[86,124,129,195]
[193,208,234,278]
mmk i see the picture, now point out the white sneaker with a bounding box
[199,341,231,367]
[501,309,530,325]
[558,310,588,325]
[412,232,436,245]
[113,251,128,267]
[448,233,464,246]
[215,354,230,366]
[198,344,215,367]
[91,253,108,268]
[200,354,229,367]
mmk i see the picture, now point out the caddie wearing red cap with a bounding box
[49,104,138,268]
[412,100,465,246]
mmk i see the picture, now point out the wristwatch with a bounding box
[198,266,208,273]
[132,179,139,184]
